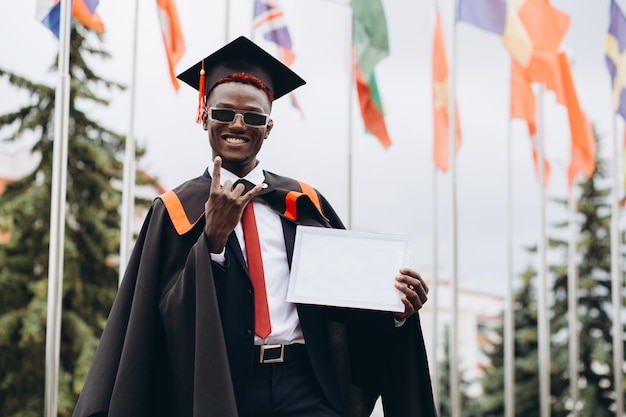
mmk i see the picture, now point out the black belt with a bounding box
[254,344,307,364]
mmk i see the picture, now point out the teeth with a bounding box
[225,137,246,144]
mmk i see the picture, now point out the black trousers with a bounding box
[238,351,342,417]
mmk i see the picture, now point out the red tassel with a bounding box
[196,60,206,124]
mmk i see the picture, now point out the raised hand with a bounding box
[204,156,264,253]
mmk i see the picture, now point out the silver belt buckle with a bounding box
[259,344,285,364]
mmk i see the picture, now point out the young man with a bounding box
[73,36,436,417]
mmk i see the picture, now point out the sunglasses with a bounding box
[208,107,270,127]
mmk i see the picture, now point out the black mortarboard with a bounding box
[177,36,306,101]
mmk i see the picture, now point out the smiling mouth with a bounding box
[224,137,248,144]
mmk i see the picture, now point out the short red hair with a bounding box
[212,72,274,103]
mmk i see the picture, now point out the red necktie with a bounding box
[241,202,271,338]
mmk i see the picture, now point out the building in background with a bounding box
[419,274,504,396]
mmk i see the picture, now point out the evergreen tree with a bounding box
[478,134,624,416]
[438,325,479,417]
[549,147,619,416]
[478,267,542,417]
[0,24,148,416]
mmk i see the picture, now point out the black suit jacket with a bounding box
[213,212,344,412]
[72,171,437,417]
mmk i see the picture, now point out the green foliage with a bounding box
[478,268,542,417]
[549,147,618,417]
[0,23,148,416]
[477,130,625,416]
[438,325,480,417]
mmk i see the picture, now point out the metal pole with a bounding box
[447,1,460,416]
[567,183,579,416]
[505,116,515,417]
[611,115,624,417]
[44,0,72,415]
[432,167,440,410]
[119,0,140,284]
[224,0,230,42]
[536,85,550,417]
[347,9,354,230]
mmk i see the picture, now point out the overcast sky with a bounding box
[0,0,622,296]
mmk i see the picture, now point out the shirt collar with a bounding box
[207,159,266,186]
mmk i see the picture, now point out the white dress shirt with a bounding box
[207,160,305,345]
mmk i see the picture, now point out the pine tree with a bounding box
[549,146,619,417]
[478,267,542,417]
[478,133,624,417]
[0,24,148,416]
[438,325,480,417]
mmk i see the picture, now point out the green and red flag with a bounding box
[351,0,392,149]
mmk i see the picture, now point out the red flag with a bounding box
[156,0,186,90]
[510,58,536,136]
[433,11,461,172]
[355,68,392,149]
[557,53,596,186]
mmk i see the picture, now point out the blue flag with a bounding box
[606,0,626,120]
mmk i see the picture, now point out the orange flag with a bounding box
[510,58,551,187]
[531,142,551,188]
[518,0,570,89]
[157,0,186,90]
[557,52,596,186]
[510,58,536,136]
[432,11,461,172]
[73,0,104,33]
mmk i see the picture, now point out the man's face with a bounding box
[204,82,273,177]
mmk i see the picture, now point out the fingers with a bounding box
[242,182,265,203]
[395,269,428,315]
[399,268,429,294]
[211,156,222,190]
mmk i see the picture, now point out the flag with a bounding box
[433,11,462,172]
[606,0,626,121]
[557,52,596,187]
[458,0,569,79]
[458,0,507,35]
[36,0,104,38]
[351,0,392,149]
[517,0,570,88]
[252,0,301,113]
[510,57,551,187]
[156,0,186,91]
[458,0,533,67]
[531,138,551,188]
[622,129,626,206]
[510,58,536,136]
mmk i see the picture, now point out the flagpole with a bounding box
[611,114,624,417]
[505,113,514,417]
[565,49,579,417]
[119,0,140,284]
[225,0,230,42]
[447,1,460,417]
[431,167,439,411]
[536,84,550,417]
[567,181,578,417]
[44,0,72,414]
[347,9,354,230]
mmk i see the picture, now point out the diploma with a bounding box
[286,225,412,312]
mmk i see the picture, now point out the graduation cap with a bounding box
[177,36,306,122]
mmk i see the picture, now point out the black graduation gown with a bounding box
[72,171,437,417]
